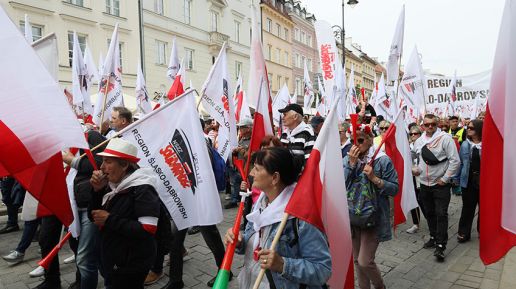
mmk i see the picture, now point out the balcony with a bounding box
[209,31,230,54]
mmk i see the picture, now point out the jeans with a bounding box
[420,184,451,247]
[228,168,242,204]
[169,225,225,283]
[351,226,384,289]
[15,219,40,253]
[1,178,25,226]
[76,209,100,289]
[40,215,63,284]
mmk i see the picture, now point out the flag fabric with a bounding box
[84,45,100,85]
[345,65,357,119]
[317,76,327,117]
[370,74,378,108]
[446,71,458,116]
[285,99,354,289]
[167,37,180,80]
[24,14,33,43]
[303,61,315,111]
[32,33,59,81]
[387,5,405,84]
[200,42,238,161]
[167,58,185,100]
[233,72,251,123]
[98,52,104,81]
[383,111,418,226]
[136,61,152,115]
[399,46,427,123]
[290,88,298,105]
[247,6,270,110]
[92,24,124,125]
[374,73,397,122]
[314,20,340,112]
[0,6,88,226]
[71,32,93,117]
[334,61,347,121]
[479,0,516,265]
[272,83,291,127]
[119,90,223,230]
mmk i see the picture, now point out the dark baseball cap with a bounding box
[278,103,303,116]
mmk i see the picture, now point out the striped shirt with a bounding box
[280,122,316,160]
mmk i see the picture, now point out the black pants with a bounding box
[458,183,480,238]
[111,271,147,289]
[39,215,63,284]
[169,225,225,283]
[420,184,451,247]
[410,187,423,225]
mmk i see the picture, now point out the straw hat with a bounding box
[97,138,140,163]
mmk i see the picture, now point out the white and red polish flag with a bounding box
[0,6,88,226]
[233,72,251,123]
[285,99,354,289]
[383,110,418,227]
[480,0,516,265]
[200,42,238,161]
[93,23,124,125]
[118,90,223,230]
[167,58,185,101]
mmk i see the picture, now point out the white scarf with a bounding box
[467,139,482,151]
[102,168,158,205]
[246,184,296,249]
[414,128,447,154]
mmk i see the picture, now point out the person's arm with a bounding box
[343,155,359,190]
[441,137,461,184]
[373,156,399,196]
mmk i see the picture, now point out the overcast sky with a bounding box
[302,0,505,76]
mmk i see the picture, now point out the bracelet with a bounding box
[374,178,382,187]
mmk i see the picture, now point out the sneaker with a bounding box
[406,225,419,234]
[144,271,164,285]
[0,224,20,234]
[434,245,445,262]
[207,271,233,287]
[3,250,24,265]
[224,202,238,209]
[187,226,200,235]
[423,237,436,249]
[29,266,45,278]
[63,254,75,264]
[224,195,231,200]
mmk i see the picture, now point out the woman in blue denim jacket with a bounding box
[224,148,331,289]
[343,126,398,289]
[457,119,483,243]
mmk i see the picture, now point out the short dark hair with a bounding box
[113,106,133,123]
[449,116,459,121]
[260,135,282,149]
[252,147,302,186]
[424,113,437,121]
[469,119,483,140]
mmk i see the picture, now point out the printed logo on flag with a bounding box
[320,44,335,80]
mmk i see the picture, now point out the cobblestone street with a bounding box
[1,194,515,289]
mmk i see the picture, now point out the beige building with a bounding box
[1,0,141,107]
[260,0,294,96]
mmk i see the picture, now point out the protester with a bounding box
[373,120,391,151]
[413,114,460,261]
[356,99,377,125]
[343,124,398,289]
[310,116,325,136]
[448,116,465,144]
[279,103,315,162]
[0,177,25,233]
[457,119,483,243]
[62,128,106,289]
[340,122,352,157]
[2,218,40,265]
[89,138,161,289]
[406,125,423,234]
[224,147,331,289]
[105,106,133,138]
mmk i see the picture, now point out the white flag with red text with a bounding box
[315,20,339,112]
[200,42,238,161]
[136,61,152,115]
[167,37,180,80]
[71,32,93,117]
[399,46,427,123]
[387,6,405,84]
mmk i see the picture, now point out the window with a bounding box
[284,28,289,41]
[285,77,289,88]
[267,45,272,61]
[268,73,273,92]
[234,21,241,43]
[277,76,282,90]
[294,28,299,41]
[276,23,281,38]
[66,0,84,6]
[308,35,312,47]
[307,58,312,71]
[295,78,301,95]
[301,56,306,68]
[184,0,192,24]
[68,32,86,67]
[20,22,43,42]
[106,38,123,70]
[235,61,242,79]
[105,0,120,16]
[284,52,289,66]
[266,18,272,32]
[185,48,194,70]
[295,53,300,68]
[156,40,167,65]
[211,11,218,31]
[275,48,281,63]
[301,31,305,44]
[154,0,163,15]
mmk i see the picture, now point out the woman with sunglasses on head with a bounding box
[456,119,483,243]
[224,147,331,289]
[343,125,398,289]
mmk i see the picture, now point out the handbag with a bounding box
[421,145,447,166]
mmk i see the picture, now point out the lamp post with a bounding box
[333,0,358,69]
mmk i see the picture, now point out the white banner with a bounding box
[119,90,223,230]
[315,20,340,112]
[424,70,490,118]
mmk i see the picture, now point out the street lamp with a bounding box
[335,0,359,69]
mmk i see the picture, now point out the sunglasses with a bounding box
[356,138,365,144]
[424,122,437,128]
[379,127,389,131]
[467,126,475,130]
[409,132,421,136]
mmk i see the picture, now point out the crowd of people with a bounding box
[0,100,484,289]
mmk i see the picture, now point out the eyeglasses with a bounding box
[379,127,389,131]
[356,138,365,144]
[467,126,475,130]
[409,132,421,136]
[424,122,437,128]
